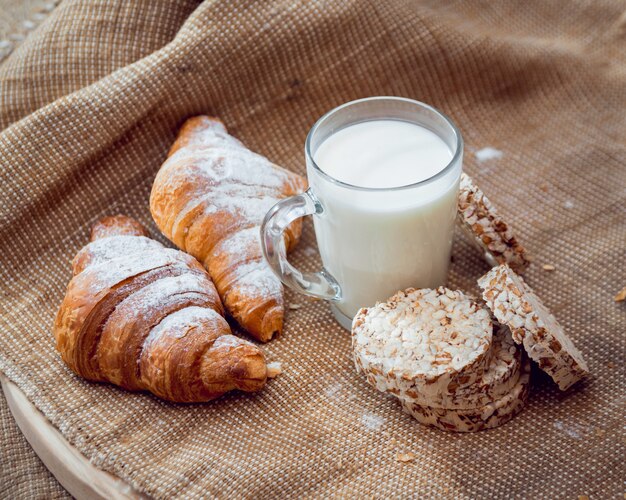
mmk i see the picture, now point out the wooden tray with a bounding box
[1,374,143,500]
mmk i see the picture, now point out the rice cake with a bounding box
[400,356,531,432]
[457,173,530,273]
[352,287,493,403]
[405,323,523,409]
[478,264,589,390]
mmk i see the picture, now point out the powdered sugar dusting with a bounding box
[144,306,225,349]
[162,146,291,222]
[361,412,384,431]
[475,147,503,162]
[108,273,216,325]
[218,227,259,258]
[553,420,585,440]
[325,383,343,399]
[71,248,186,301]
[73,235,163,274]
[228,260,282,298]
[102,273,220,365]
[212,228,282,301]
[302,246,318,257]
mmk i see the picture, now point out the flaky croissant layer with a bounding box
[54,215,269,402]
[150,116,307,342]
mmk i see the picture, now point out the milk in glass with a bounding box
[311,119,458,318]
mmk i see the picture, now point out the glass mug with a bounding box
[261,97,463,330]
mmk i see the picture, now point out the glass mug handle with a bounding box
[261,189,342,301]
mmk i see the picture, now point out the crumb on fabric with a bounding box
[396,452,416,463]
[267,362,282,378]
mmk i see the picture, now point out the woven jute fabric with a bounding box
[1,0,624,498]
[1,3,70,498]
[0,390,70,498]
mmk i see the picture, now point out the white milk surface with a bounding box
[314,120,452,188]
[312,119,458,318]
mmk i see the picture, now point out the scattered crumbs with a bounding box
[578,496,589,500]
[553,420,583,440]
[396,452,416,463]
[542,264,556,272]
[564,200,575,209]
[288,303,302,310]
[595,428,606,437]
[266,362,282,378]
[475,147,503,162]
[540,184,549,193]
[362,412,384,431]
[614,287,626,302]
[607,361,616,369]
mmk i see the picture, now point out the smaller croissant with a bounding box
[54,215,269,402]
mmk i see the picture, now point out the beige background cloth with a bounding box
[0,0,624,498]
[1,3,70,498]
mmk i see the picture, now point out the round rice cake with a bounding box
[478,264,589,391]
[400,356,531,432]
[352,287,493,402]
[457,173,530,273]
[407,323,523,409]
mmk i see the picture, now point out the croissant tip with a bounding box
[90,215,148,241]
[233,351,269,393]
[257,306,283,343]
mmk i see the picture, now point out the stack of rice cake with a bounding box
[351,174,588,432]
[352,287,531,432]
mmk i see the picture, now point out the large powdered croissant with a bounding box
[54,215,269,402]
[150,116,307,342]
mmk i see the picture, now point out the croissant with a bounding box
[150,116,307,342]
[54,215,269,403]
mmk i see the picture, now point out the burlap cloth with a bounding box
[0,0,624,498]
[1,2,70,497]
